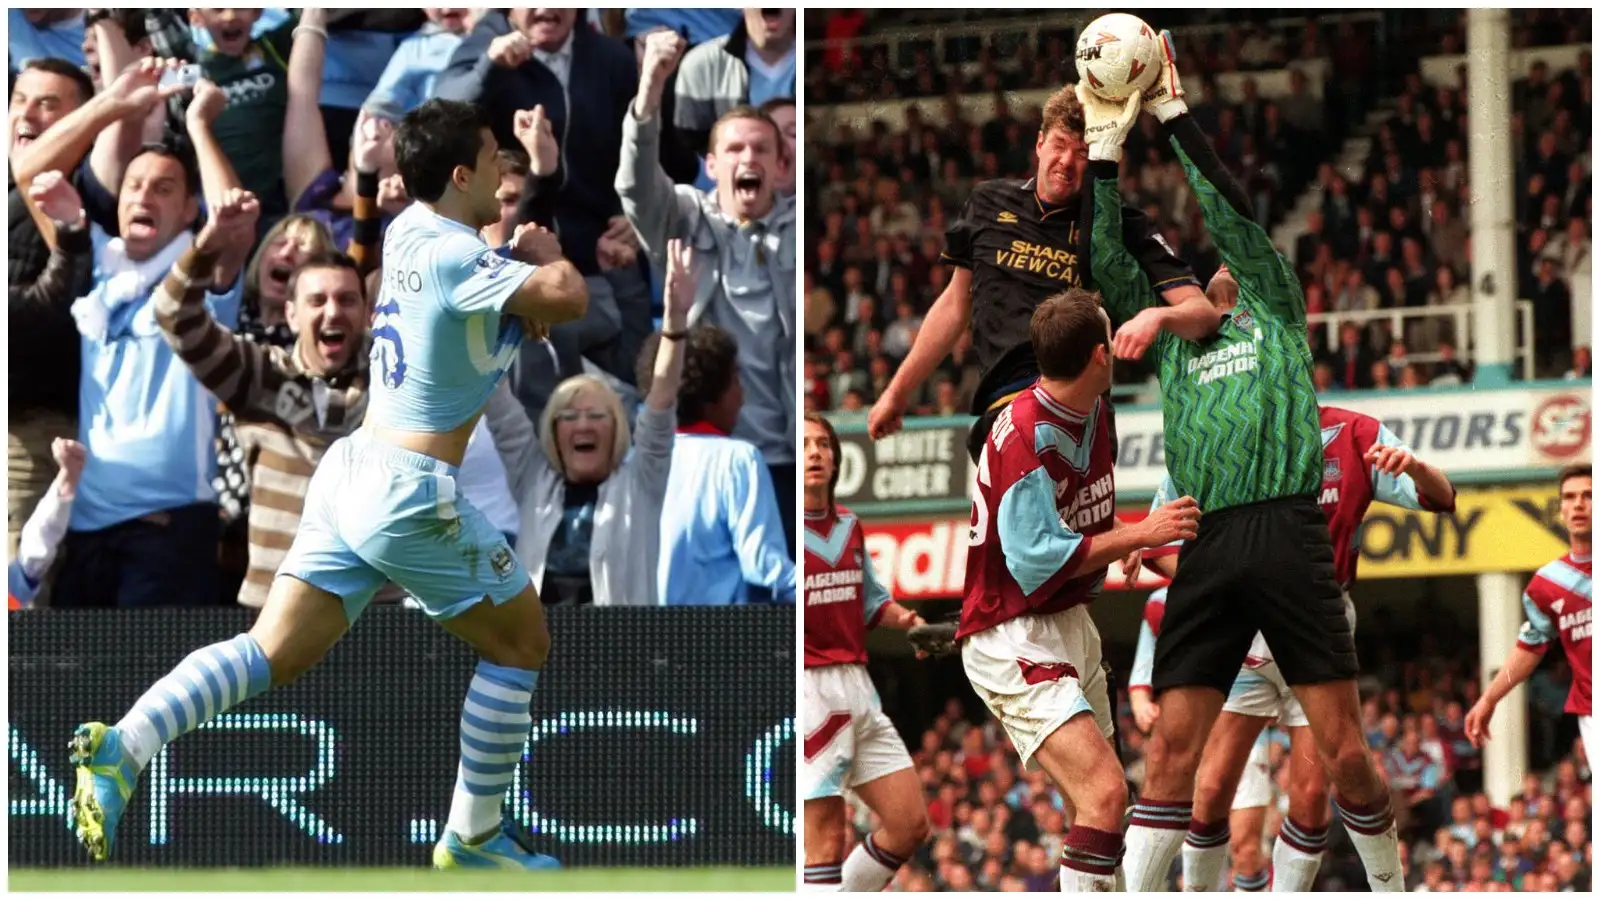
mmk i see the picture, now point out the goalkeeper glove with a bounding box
[1142,29,1188,123]
[1075,83,1142,164]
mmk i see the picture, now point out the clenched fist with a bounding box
[488,31,533,69]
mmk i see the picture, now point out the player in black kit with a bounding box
[867,85,1218,461]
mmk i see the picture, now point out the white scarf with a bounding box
[71,232,194,341]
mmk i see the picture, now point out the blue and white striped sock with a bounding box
[115,634,272,768]
[446,660,537,842]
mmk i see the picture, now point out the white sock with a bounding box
[1060,823,1123,892]
[1271,818,1327,891]
[1333,795,1403,891]
[802,862,843,891]
[1182,819,1230,891]
[1125,800,1193,891]
[841,834,906,891]
[445,661,536,842]
[114,634,273,768]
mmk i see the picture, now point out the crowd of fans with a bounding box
[854,626,1591,892]
[7,8,799,611]
[803,9,1592,417]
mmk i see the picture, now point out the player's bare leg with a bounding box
[71,576,350,860]
[249,577,356,685]
[1126,685,1226,891]
[1032,713,1128,891]
[803,797,848,891]
[1272,724,1332,891]
[844,767,932,891]
[1292,679,1401,890]
[1183,711,1270,891]
[1228,806,1269,891]
[429,580,559,868]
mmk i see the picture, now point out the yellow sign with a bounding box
[1354,486,1570,579]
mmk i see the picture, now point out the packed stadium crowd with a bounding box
[852,654,1592,892]
[6,7,799,611]
[802,8,1592,416]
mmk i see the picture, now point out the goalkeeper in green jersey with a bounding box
[1077,32,1404,893]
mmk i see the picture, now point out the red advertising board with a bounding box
[861,511,1169,600]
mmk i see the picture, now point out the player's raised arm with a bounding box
[1074,88,1219,357]
[1362,421,1458,512]
[1141,30,1303,324]
[868,265,973,439]
[443,224,587,324]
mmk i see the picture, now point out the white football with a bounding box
[1075,13,1162,101]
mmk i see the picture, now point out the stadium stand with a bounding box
[808,8,1592,892]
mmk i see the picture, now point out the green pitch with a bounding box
[9,867,794,892]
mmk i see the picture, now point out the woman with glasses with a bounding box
[479,240,695,606]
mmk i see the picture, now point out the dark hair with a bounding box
[1030,288,1109,380]
[758,96,795,116]
[636,325,740,426]
[287,251,363,301]
[1558,463,1592,491]
[804,412,842,509]
[496,147,530,179]
[20,57,95,106]
[129,141,200,197]
[708,104,780,153]
[394,99,490,203]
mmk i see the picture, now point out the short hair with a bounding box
[540,375,632,478]
[1040,85,1085,140]
[707,105,780,153]
[496,147,529,180]
[129,141,200,197]
[286,251,363,301]
[1030,288,1109,380]
[637,325,740,426]
[1558,463,1592,490]
[804,412,842,509]
[21,57,95,106]
[394,99,490,203]
[758,96,795,117]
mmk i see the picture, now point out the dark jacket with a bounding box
[435,16,637,275]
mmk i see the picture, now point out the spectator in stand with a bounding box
[154,235,378,610]
[621,30,797,549]
[53,80,256,609]
[8,8,86,70]
[1566,345,1592,380]
[362,8,474,118]
[645,324,794,607]
[761,96,797,197]
[674,9,796,160]
[285,10,407,251]
[438,8,652,415]
[480,240,693,608]
[8,438,84,610]
[7,170,93,571]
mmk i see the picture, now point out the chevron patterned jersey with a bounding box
[1089,142,1322,514]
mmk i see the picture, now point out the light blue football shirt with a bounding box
[367,203,537,433]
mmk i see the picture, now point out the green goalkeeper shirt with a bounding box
[1086,116,1322,513]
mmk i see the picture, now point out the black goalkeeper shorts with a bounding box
[1151,494,1356,695]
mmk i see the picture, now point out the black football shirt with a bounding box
[942,177,1199,414]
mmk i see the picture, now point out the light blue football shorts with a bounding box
[279,431,530,623]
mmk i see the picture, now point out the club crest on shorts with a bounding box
[490,545,515,579]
